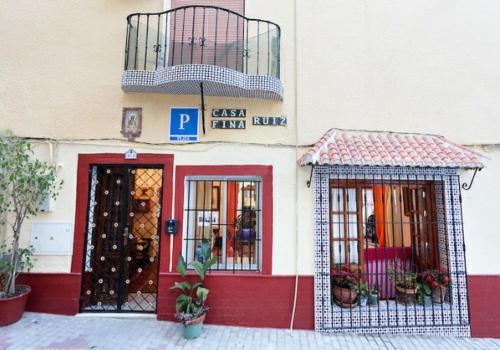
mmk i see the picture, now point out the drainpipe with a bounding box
[290,0,299,333]
[162,0,176,273]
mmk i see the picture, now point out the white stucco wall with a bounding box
[20,142,299,275]
[0,0,296,145]
[461,146,500,275]
[296,0,500,145]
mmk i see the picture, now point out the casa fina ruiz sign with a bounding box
[210,108,287,129]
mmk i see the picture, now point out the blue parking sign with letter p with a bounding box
[169,107,199,142]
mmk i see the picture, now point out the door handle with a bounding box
[123,227,129,246]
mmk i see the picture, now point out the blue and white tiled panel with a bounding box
[329,305,464,325]
[122,64,283,100]
[434,181,449,268]
[321,325,470,337]
[312,165,470,336]
[313,169,333,330]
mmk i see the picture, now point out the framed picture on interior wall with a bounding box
[121,107,142,140]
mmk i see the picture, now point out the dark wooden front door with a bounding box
[79,165,163,313]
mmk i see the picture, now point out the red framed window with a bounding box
[174,165,272,275]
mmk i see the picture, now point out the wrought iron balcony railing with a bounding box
[122,6,282,100]
[125,5,280,77]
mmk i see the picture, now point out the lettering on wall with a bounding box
[252,116,287,126]
[211,109,246,118]
[211,120,246,129]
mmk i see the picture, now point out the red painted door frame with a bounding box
[71,153,174,311]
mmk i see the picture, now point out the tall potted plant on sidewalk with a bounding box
[0,135,61,326]
[171,242,216,339]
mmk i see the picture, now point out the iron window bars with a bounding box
[314,166,469,335]
[182,178,262,272]
[124,5,281,78]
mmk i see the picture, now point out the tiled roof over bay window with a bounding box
[299,128,486,169]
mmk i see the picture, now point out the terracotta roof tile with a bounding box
[298,129,486,169]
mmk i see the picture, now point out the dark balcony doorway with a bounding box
[79,165,163,313]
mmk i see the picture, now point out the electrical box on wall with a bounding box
[31,222,74,256]
[36,196,54,212]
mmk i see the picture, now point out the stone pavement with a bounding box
[1,313,500,350]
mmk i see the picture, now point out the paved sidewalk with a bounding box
[0,313,499,350]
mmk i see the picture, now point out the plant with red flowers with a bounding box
[331,265,360,307]
[331,265,359,289]
[421,267,450,289]
[421,267,450,303]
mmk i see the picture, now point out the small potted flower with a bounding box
[422,267,450,304]
[368,285,379,306]
[356,281,369,307]
[331,265,359,308]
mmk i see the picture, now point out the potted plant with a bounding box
[368,285,379,306]
[394,272,418,305]
[422,267,450,304]
[0,135,61,326]
[235,206,257,240]
[416,283,432,307]
[356,280,369,307]
[389,259,417,305]
[171,242,216,339]
[331,265,359,308]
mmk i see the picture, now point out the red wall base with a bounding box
[158,274,314,329]
[16,273,81,315]
[16,272,315,330]
[468,275,500,338]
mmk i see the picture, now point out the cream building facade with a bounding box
[1,0,499,337]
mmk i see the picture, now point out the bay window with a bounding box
[330,180,440,299]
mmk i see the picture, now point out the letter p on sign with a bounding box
[178,114,190,130]
[169,107,199,142]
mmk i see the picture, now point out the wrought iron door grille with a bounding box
[183,178,262,272]
[80,166,163,313]
[313,166,470,336]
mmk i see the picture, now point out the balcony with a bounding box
[121,6,282,100]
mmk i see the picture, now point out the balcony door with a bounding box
[169,0,245,70]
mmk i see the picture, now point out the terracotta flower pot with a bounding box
[0,285,31,326]
[395,285,416,305]
[332,286,358,308]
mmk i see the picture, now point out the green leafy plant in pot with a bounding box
[235,207,257,240]
[368,286,379,306]
[389,259,417,305]
[356,281,369,307]
[171,241,216,339]
[394,272,417,305]
[0,134,61,326]
[416,282,432,307]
